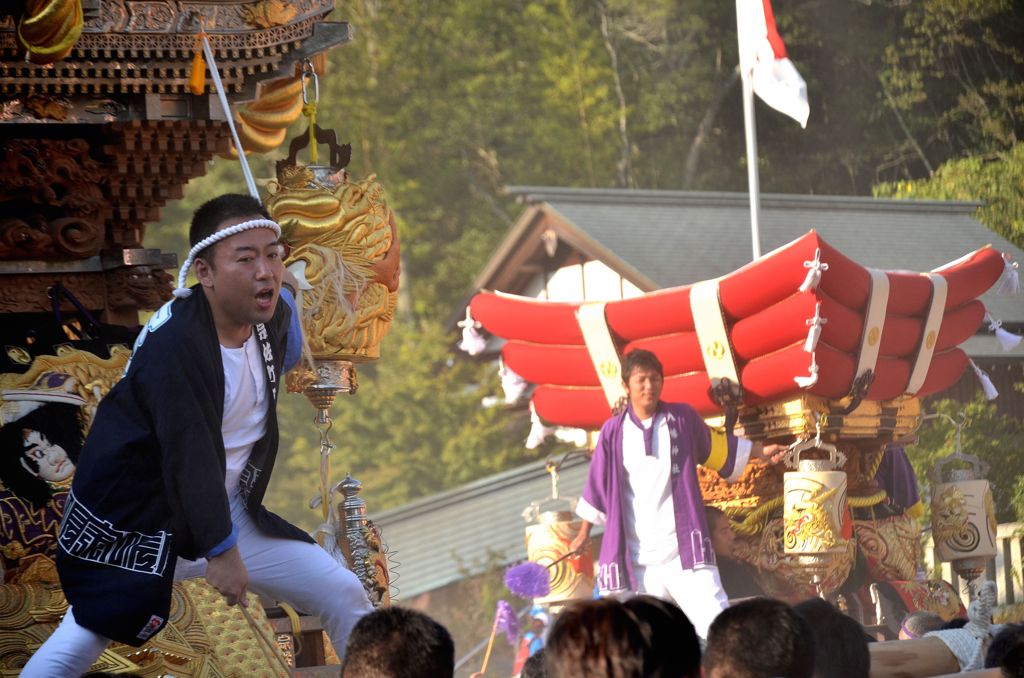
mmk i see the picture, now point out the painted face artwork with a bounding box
[21,429,74,482]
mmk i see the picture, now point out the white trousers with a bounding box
[22,495,372,677]
[633,559,729,639]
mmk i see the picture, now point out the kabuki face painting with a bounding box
[20,429,74,483]
[0,400,84,509]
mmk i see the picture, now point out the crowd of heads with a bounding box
[341,594,878,678]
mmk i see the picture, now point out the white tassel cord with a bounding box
[985,313,1022,352]
[457,307,488,356]
[969,360,999,400]
[173,218,282,298]
[794,352,819,388]
[799,247,829,293]
[499,360,529,404]
[996,256,1019,295]
[803,302,827,353]
[526,403,555,449]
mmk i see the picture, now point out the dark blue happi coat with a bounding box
[56,285,313,646]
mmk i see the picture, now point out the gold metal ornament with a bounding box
[522,453,595,606]
[928,411,996,587]
[782,419,850,595]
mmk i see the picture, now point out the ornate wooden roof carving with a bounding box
[0,0,349,99]
[0,0,349,320]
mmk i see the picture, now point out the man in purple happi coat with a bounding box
[569,349,784,637]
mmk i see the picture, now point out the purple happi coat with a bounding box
[578,401,746,594]
[874,443,923,516]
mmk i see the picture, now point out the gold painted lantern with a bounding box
[522,457,594,606]
[264,125,400,607]
[929,414,996,586]
[783,431,850,594]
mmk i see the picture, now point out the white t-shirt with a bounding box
[220,333,268,497]
[621,413,679,566]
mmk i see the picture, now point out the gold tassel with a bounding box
[302,101,318,164]
[188,31,206,95]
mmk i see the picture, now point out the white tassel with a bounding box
[794,353,819,388]
[970,360,999,400]
[526,403,555,449]
[803,302,827,353]
[799,248,829,293]
[499,360,530,403]
[996,256,1019,295]
[986,313,1022,352]
[457,307,488,356]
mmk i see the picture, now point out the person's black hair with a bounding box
[985,623,1024,677]
[623,595,702,678]
[341,606,454,678]
[899,610,945,638]
[189,194,270,261]
[705,505,727,528]
[0,402,83,509]
[621,349,663,384]
[704,597,814,678]
[792,597,869,678]
[521,648,548,678]
[941,616,968,630]
[545,598,647,678]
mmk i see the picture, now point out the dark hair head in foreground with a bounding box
[792,597,869,678]
[545,597,700,678]
[986,623,1024,678]
[341,606,454,678]
[704,597,814,678]
[622,595,701,678]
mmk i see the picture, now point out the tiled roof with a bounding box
[372,454,591,600]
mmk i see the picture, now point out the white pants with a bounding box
[22,495,372,677]
[633,559,729,639]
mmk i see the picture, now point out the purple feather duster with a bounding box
[504,561,551,599]
[494,599,520,645]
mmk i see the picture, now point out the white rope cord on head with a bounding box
[173,218,282,298]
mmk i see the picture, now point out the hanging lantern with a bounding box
[522,457,594,606]
[783,429,850,593]
[929,414,996,585]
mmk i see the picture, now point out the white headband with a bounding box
[173,218,283,298]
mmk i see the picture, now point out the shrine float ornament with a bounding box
[260,70,400,606]
[467,231,1015,596]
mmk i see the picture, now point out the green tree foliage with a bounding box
[878,0,1024,175]
[906,394,1024,523]
[874,143,1024,248]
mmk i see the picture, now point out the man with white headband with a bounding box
[24,194,373,676]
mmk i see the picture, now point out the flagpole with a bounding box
[740,54,762,261]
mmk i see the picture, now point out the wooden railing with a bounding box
[922,521,1023,606]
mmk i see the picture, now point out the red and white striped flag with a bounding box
[737,0,809,128]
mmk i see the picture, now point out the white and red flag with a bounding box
[736,0,809,127]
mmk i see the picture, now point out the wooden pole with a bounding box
[478,621,498,676]
[868,636,960,678]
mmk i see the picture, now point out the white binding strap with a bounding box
[854,268,890,380]
[905,273,948,394]
[690,280,741,389]
[576,302,627,409]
